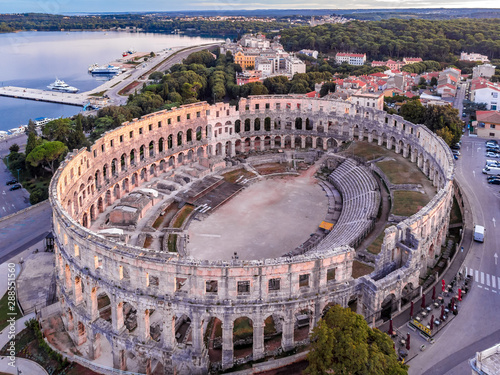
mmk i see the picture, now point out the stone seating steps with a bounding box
[316,159,380,251]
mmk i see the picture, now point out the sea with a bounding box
[0,31,223,133]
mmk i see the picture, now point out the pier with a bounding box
[0,86,88,106]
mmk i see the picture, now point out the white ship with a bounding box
[47,79,79,93]
[88,64,122,75]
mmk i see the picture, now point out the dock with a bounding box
[0,86,88,107]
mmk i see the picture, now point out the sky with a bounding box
[2,0,499,13]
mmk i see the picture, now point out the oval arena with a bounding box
[49,95,455,374]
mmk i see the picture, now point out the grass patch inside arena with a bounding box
[352,261,374,279]
[253,163,289,175]
[345,141,393,161]
[222,168,256,183]
[392,191,430,217]
[376,159,430,186]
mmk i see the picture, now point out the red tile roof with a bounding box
[477,111,500,124]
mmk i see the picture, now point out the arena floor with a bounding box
[187,167,328,261]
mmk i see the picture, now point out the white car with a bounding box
[452,150,460,156]
[486,151,499,158]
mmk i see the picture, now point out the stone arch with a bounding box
[294,136,302,148]
[203,316,223,364]
[169,156,175,168]
[327,138,337,149]
[168,134,173,149]
[264,136,272,150]
[177,132,183,146]
[111,158,118,176]
[120,154,127,172]
[159,137,164,153]
[244,119,251,132]
[305,118,313,131]
[293,308,313,342]
[186,129,193,143]
[254,136,262,151]
[196,126,203,141]
[264,117,271,131]
[66,308,74,331]
[178,153,184,165]
[305,136,313,148]
[140,168,147,181]
[122,302,138,333]
[316,137,323,149]
[90,204,96,222]
[216,143,223,156]
[175,314,192,345]
[187,149,194,161]
[82,213,89,228]
[274,136,282,148]
[317,123,324,133]
[149,141,155,158]
[235,120,241,133]
[113,184,120,199]
[235,140,243,154]
[130,149,136,165]
[225,141,232,156]
[401,283,417,306]
[284,135,292,149]
[97,197,104,213]
[295,117,303,130]
[139,145,146,161]
[97,291,112,324]
[131,172,139,187]
[197,147,204,159]
[263,314,283,353]
[380,293,397,321]
[254,118,261,131]
[77,321,87,345]
[159,159,166,171]
[233,316,253,360]
[244,138,251,153]
[122,178,130,193]
[149,164,156,177]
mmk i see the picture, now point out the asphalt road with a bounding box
[408,135,500,374]
[0,200,52,263]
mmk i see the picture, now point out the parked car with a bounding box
[488,179,500,185]
[486,152,499,158]
[451,143,461,150]
[9,184,22,191]
[5,179,17,185]
[452,150,461,156]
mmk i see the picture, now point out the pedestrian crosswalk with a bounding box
[465,267,500,293]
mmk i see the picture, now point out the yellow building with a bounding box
[234,51,259,70]
[476,111,500,139]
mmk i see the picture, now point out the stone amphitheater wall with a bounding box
[49,95,454,374]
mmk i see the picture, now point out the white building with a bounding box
[351,93,384,110]
[335,52,366,66]
[299,49,319,59]
[255,57,274,76]
[460,51,489,63]
[286,56,306,76]
[473,64,496,79]
[472,85,500,110]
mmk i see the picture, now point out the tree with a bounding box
[42,118,72,143]
[306,305,407,375]
[26,131,43,156]
[430,77,438,86]
[320,82,336,97]
[9,144,20,153]
[67,114,88,150]
[26,141,67,174]
[399,100,425,124]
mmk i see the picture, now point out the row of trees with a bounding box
[278,18,500,61]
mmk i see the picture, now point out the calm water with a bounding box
[0,31,222,132]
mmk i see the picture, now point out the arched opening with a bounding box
[122,178,130,193]
[130,150,135,165]
[293,309,313,342]
[169,156,175,168]
[177,132,183,146]
[175,314,192,345]
[82,213,89,228]
[254,118,261,132]
[274,136,282,148]
[90,204,96,222]
[111,159,118,176]
[284,136,292,149]
[264,136,272,150]
[264,314,283,354]
[244,138,251,152]
[178,153,184,165]
[113,184,120,199]
[295,118,303,130]
[123,302,138,333]
[401,283,417,306]
[97,292,112,324]
[120,154,126,172]
[77,321,87,345]
[159,138,164,153]
[254,137,261,151]
[197,147,204,159]
[140,168,146,181]
[244,119,251,132]
[327,138,336,149]
[264,117,271,131]
[149,141,155,157]
[225,141,231,156]
[305,137,313,148]
[186,129,193,143]
[196,126,203,140]
[235,140,243,154]
[97,197,104,213]
[168,134,173,149]
[216,143,223,156]
[294,136,302,149]
[380,293,397,321]
[139,145,145,161]
[233,317,253,360]
[105,190,112,206]
[306,118,313,131]
[187,150,194,161]
[159,159,166,171]
[204,317,223,364]
[317,123,324,133]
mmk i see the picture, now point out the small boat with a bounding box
[89,64,121,75]
[47,79,78,93]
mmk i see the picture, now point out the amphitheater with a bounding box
[48,95,455,374]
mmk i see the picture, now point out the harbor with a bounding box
[0,86,89,106]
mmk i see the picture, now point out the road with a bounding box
[88,43,221,107]
[408,135,500,374]
[0,200,52,263]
